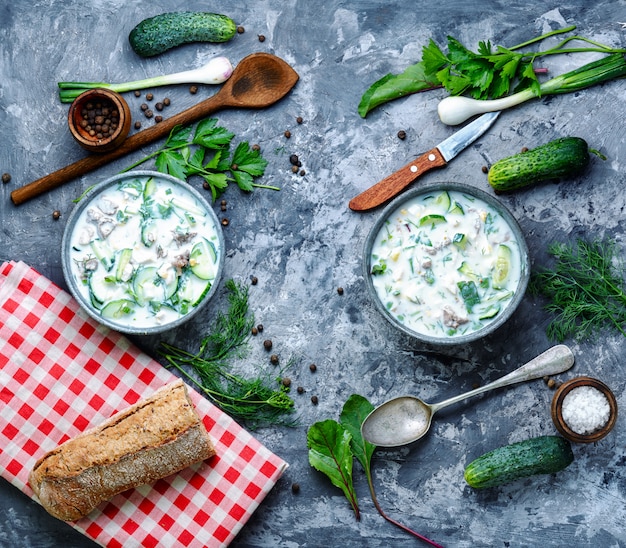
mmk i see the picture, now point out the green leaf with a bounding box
[155,149,188,180]
[231,170,254,192]
[339,395,375,472]
[166,125,193,148]
[307,419,360,519]
[231,142,269,176]
[203,172,229,201]
[193,119,235,149]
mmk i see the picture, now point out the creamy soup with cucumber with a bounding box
[369,189,523,338]
[68,175,221,329]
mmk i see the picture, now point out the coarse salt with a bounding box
[561,385,610,435]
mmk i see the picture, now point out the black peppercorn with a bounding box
[481,165,489,174]
[155,102,164,111]
[397,130,407,140]
[221,218,229,227]
[134,90,141,97]
[155,116,163,123]
[145,109,154,119]
[311,395,319,405]
[296,116,303,124]
[284,130,291,139]
[257,324,264,332]
[337,287,344,295]
[251,276,258,285]
[163,97,171,106]
[1,173,11,184]
[134,121,141,130]
[309,363,317,373]
[146,92,153,101]
[263,339,273,350]
[258,34,266,42]
[281,377,291,387]
[291,483,300,494]
[140,103,148,111]
[190,85,198,94]
[251,326,258,336]
[271,354,279,365]
[289,154,299,166]
[297,386,304,394]
[237,26,245,34]
[52,210,61,220]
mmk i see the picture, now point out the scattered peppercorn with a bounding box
[547,378,557,389]
[397,130,407,140]
[297,386,305,394]
[252,143,261,151]
[309,363,317,373]
[258,34,265,42]
[299,169,306,176]
[291,166,299,174]
[2,173,11,184]
[163,97,171,106]
[52,210,61,220]
[263,339,272,350]
[155,102,164,111]
[220,202,227,212]
[481,165,489,174]
[202,181,210,191]
[190,85,198,94]
[296,116,303,124]
[251,326,258,336]
[140,103,148,111]
[284,130,291,139]
[221,218,229,227]
[134,90,141,97]
[311,395,319,405]
[250,275,258,285]
[155,116,163,123]
[237,26,245,34]
[521,147,529,153]
[270,354,279,365]
[257,324,264,332]
[291,483,300,494]
[281,377,291,387]
[145,109,154,119]
[146,92,153,101]
[337,287,344,295]
[289,154,299,166]
[134,121,141,130]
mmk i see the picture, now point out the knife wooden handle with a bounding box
[348,147,447,211]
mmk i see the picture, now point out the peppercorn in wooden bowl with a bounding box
[68,88,131,152]
[551,376,618,443]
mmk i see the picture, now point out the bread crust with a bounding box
[29,379,215,521]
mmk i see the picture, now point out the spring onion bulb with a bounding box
[438,53,626,125]
[58,56,233,103]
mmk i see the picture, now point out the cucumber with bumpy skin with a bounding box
[129,12,237,57]
[488,137,590,193]
[464,435,574,488]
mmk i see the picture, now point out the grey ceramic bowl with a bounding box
[363,182,530,346]
[61,171,224,335]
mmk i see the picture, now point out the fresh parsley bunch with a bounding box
[123,118,276,200]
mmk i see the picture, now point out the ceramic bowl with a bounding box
[551,376,618,443]
[363,182,530,346]
[61,171,224,335]
[68,88,131,152]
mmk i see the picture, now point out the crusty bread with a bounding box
[29,379,215,521]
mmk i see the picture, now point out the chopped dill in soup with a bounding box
[369,189,523,338]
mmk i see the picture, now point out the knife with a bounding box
[348,111,500,211]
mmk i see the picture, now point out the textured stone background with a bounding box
[1,1,625,546]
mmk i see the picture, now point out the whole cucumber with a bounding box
[129,12,237,57]
[488,136,590,193]
[464,435,574,489]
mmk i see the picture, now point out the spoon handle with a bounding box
[430,345,574,413]
[11,92,229,206]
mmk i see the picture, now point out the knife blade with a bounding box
[348,111,500,211]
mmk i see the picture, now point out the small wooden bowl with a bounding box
[551,376,617,443]
[67,88,131,153]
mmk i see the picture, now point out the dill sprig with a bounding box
[159,279,295,428]
[529,238,626,342]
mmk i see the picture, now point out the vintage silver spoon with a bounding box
[361,345,574,447]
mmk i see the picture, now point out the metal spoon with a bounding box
[361,345,574,448]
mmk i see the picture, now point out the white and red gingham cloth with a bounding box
[0,260,288,547]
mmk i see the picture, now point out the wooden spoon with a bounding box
[11,52,299,205]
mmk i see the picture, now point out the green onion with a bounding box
[58,56,233,103]
[438,53,626,125]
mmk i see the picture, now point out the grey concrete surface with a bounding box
[1,1,626,547]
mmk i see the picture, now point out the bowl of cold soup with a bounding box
[364,182,529,345]
[62,171,224,335]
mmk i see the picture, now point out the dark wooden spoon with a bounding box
[11,52,299,205]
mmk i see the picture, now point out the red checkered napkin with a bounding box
[0,261,288,547]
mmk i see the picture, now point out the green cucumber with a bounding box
[129,12,237,57]
[190,238,218,280]
[464,435,574,489]
[488,137,590,193]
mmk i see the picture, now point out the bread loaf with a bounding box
[29,379,215,521]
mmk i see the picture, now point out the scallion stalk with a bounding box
[57,56,233,103]
[438,53,626,125]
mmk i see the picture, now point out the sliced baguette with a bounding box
[29,379,215,521]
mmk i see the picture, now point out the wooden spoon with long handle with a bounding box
[11,52,299,205]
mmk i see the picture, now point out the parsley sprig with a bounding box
[122,118,278,200]
[359,25,626,117]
